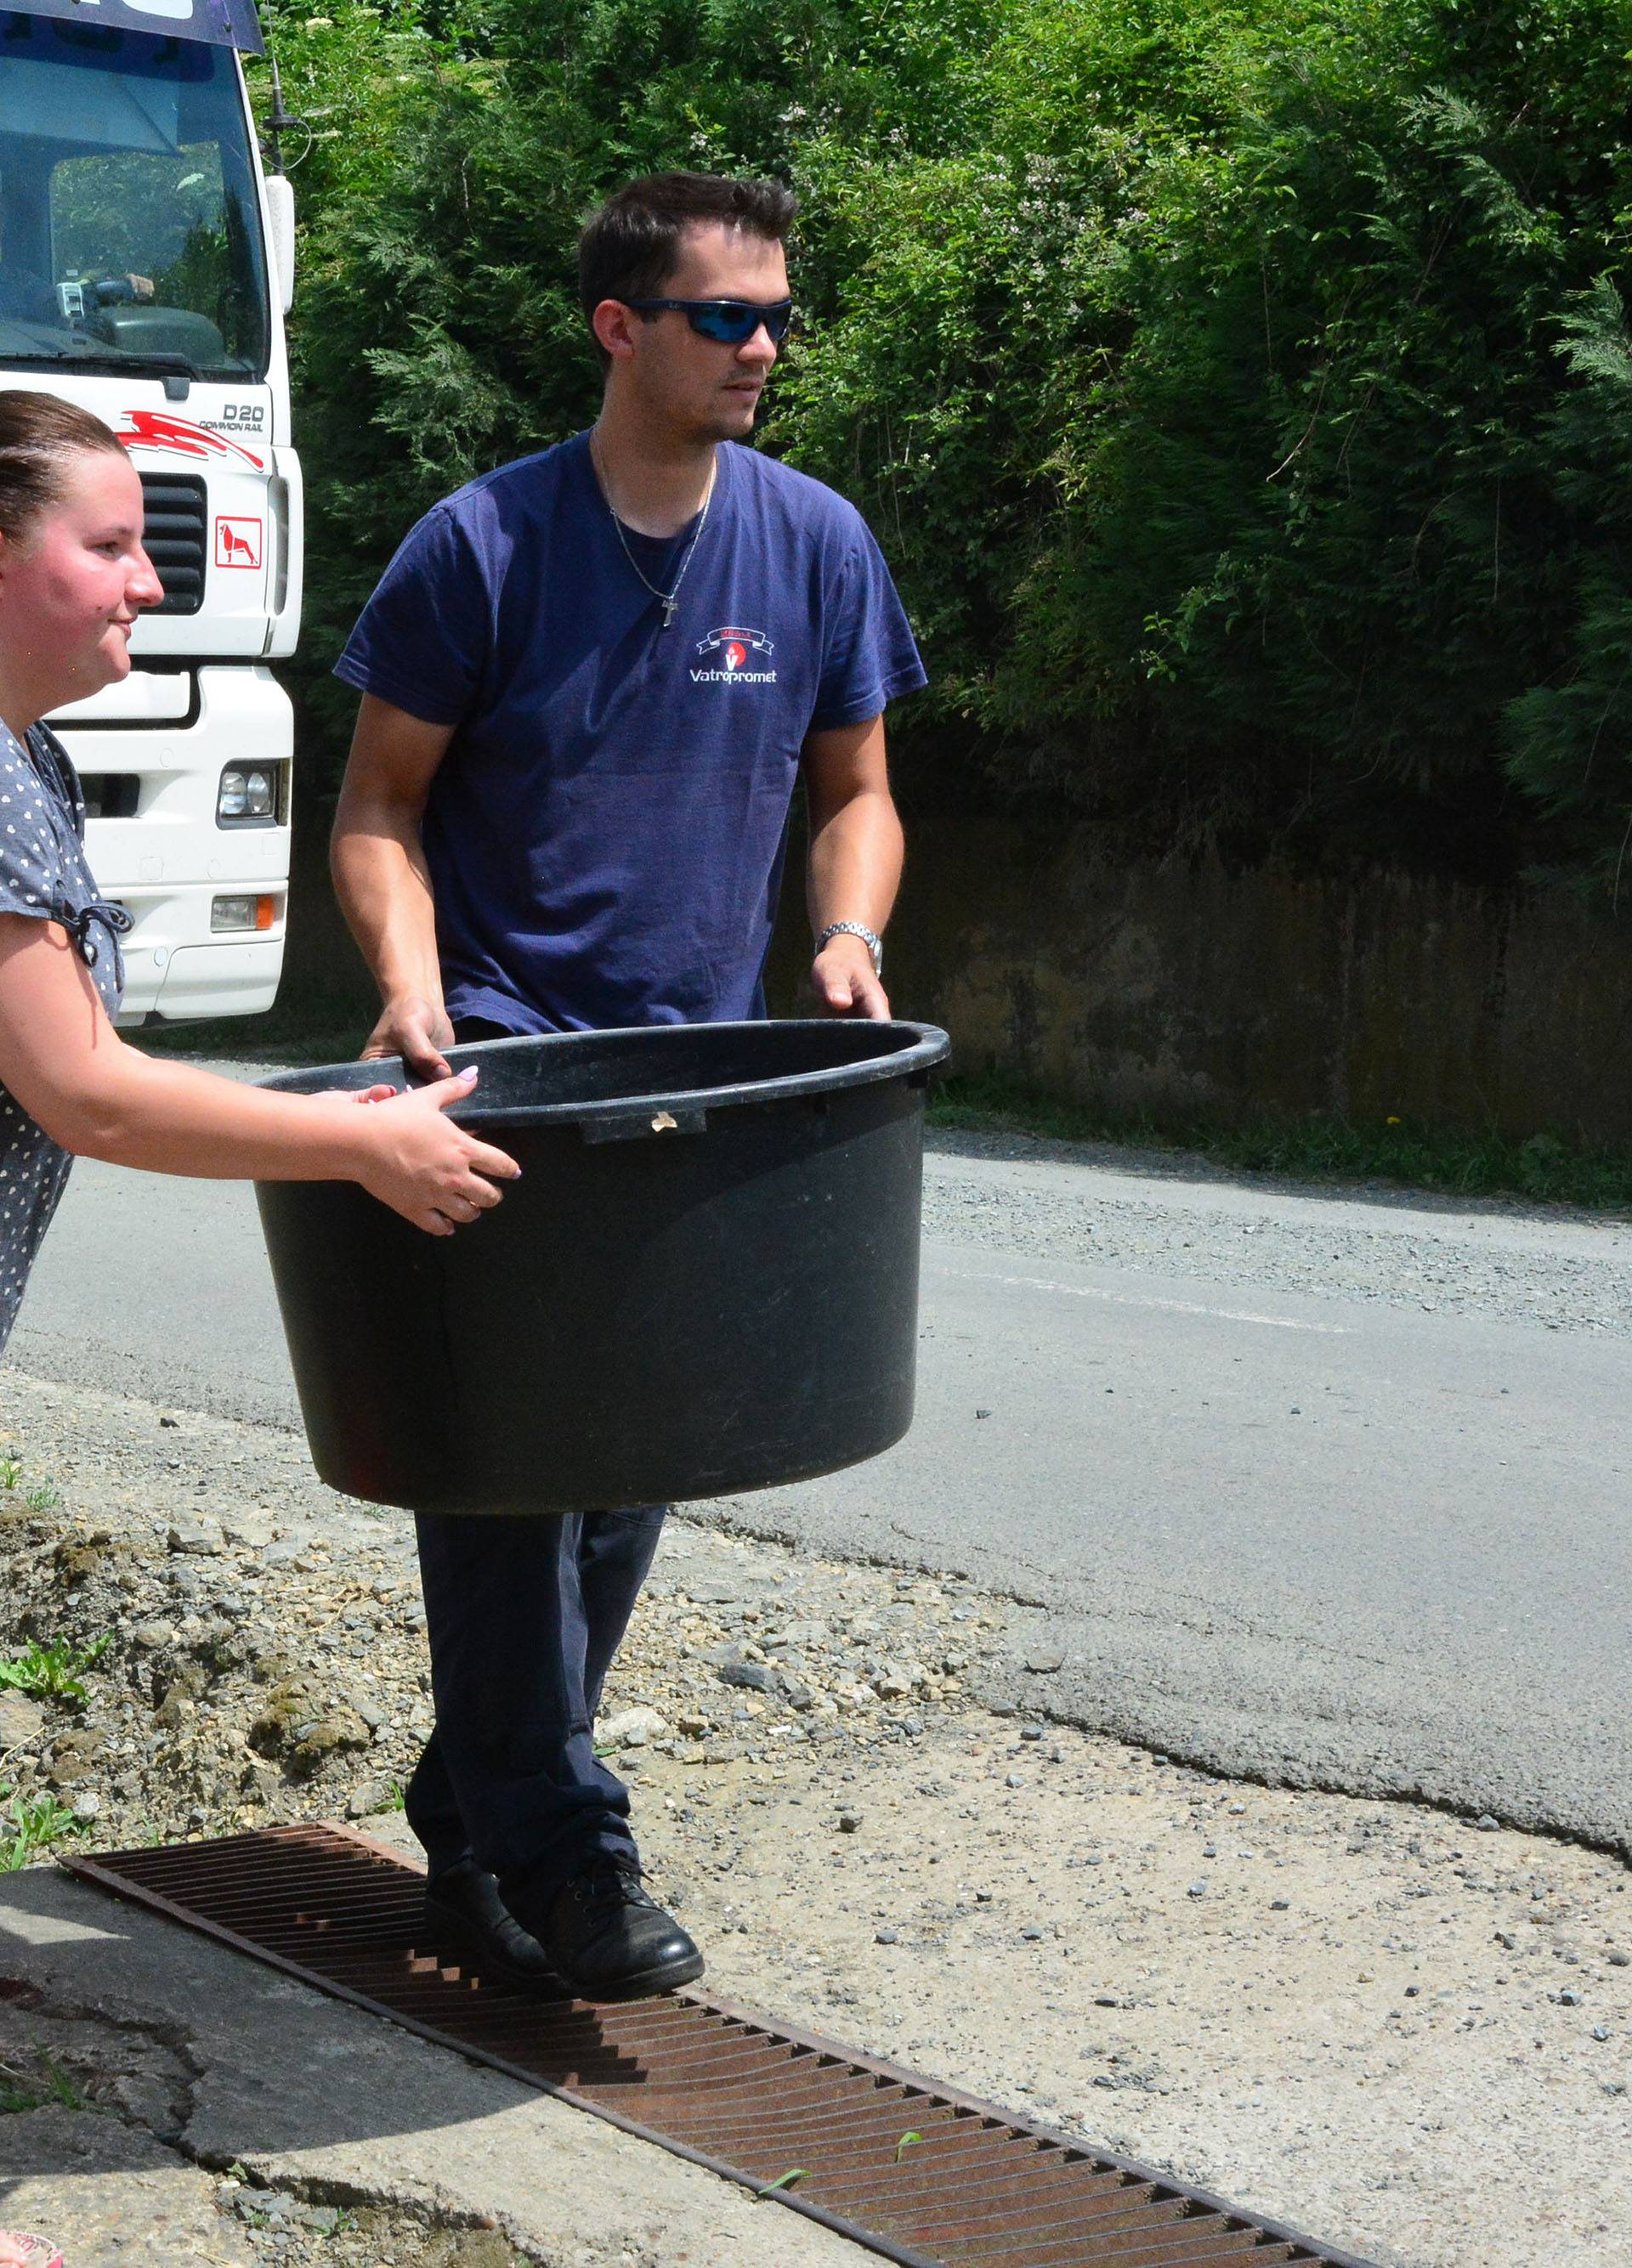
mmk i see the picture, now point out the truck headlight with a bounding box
[217,766,277,823]
[212,894,277,932]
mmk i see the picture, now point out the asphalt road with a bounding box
[9,1084,1631,1853]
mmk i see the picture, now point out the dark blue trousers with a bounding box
[405,1504,667,1899]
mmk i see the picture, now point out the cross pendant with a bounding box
[661,596,677,630]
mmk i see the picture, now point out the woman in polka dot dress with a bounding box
[0,391,520,1365]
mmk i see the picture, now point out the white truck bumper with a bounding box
[54,665,293,1025]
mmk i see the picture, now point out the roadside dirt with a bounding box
[0,1361,1628,2268]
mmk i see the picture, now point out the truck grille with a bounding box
[139,472,207,615]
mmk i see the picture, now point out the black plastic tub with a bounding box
[255,1019,950,1516]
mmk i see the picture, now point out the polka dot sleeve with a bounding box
[0,723,123,1360]
[0,732,71,924]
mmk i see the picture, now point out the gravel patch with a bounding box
[223,2188,536,2267]
[922,1134,1632,1338]
[1,1363,1628,2268]
[0,1372,1006,1856]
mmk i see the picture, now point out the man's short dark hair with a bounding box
[578,172,798,338]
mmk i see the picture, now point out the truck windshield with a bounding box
[0,11,267,382]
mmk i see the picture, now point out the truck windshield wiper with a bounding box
[13,347,207,381]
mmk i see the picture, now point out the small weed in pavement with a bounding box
[752,2168,808,2198]
[0,2052,96,2114]
[0,1794,89,1870]
[0,1451,60,1512]
[0,1636,110,1705]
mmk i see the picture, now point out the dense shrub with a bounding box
[253,0,1632,884]
[254,0,998,760]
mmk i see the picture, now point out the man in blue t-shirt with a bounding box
[331,172,926,2004]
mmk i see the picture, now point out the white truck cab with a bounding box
[0,0,298,1023]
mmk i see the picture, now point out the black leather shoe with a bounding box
[526,1857,704,2002]
[422,1862,562,1990]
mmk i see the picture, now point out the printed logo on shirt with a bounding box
[691,625,776,685]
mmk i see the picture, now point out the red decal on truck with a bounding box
[116,409,265,470]
[215,517,263,568]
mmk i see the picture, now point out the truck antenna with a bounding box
[264,50,298,176]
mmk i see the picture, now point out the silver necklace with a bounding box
[590,433,717,630]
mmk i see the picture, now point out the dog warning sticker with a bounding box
[215,517,263,569]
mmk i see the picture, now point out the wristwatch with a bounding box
[815,920,883,976]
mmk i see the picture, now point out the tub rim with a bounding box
[256,1017,951,1134]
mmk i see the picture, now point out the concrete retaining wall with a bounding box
[775,817,1632,1144]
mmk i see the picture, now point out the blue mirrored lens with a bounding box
[690,302,791,344]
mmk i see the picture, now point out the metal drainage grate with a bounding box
[65,1826,1379,2268]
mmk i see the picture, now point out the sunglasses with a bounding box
[623,297,795,346]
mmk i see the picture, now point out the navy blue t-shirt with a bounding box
[334,433,926,1033]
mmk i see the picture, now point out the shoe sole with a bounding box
[561,1948,706,2004]
[422,1896,567,1994]
[425,1896,705,2003]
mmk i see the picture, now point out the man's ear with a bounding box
[592,298,642,363]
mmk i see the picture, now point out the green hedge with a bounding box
[254,0,1632,883]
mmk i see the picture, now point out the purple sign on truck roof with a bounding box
[0,0,264,53]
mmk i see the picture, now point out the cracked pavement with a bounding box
[0,1866,870,2267]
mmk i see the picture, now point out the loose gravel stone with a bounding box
[167,1512,224,1554]
[598,1705,669,1749]
[0,1693,45,1748]
[718,1661,775,1694]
